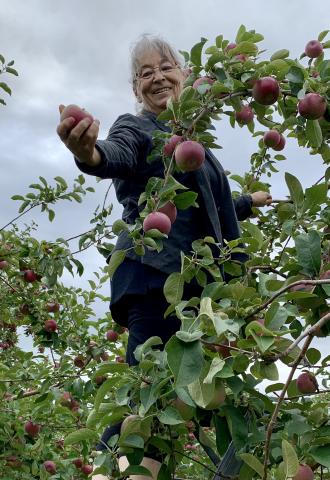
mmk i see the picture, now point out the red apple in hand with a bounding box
[143,212,172,235]
[175,140,205,172]
[60,104,94,128]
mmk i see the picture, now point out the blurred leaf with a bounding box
[282,439,299,478]
[305,119,322,148]
[294,231,321,276]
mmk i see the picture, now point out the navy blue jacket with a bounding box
[75,110,252,321]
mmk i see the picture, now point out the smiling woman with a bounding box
[56,34,271,480]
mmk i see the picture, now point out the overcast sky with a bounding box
[1,0,328,378]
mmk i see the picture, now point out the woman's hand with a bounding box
[250,191,272,207]
[56,104,101,166]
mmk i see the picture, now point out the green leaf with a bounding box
[294,231,321,276]
[48,209,55,222]
[64,428,98,446]
[285,172,304,206]
[94,377,120,410]
[235,25,246,43]
[240,453,264,477]
[306,347,321,365]
[173,191,198,209]
[303,183,327,211]
[270,49,290,61]
[157,406,185,425]
[163,272,184,304]
[282,439,299,478]
[305,119,322,148]
[0,54,4,63]
[318,30,330,42]
[214,415,231,456]
[203,357,225,383]
[112,219,128,235]
[309,445,330,467]
[165,337,203,387]
[107,249,126,278]
[190,38,208,66]
[6,67,18,76]
[119,434,144,449]
[0,82,11,95]
[223,406,248,450]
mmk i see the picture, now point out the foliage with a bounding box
[1,25,330,479]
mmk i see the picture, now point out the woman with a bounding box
[57,35,271,480]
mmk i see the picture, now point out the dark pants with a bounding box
[96,284,201,452]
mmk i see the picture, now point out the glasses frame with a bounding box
[135,63,179,81]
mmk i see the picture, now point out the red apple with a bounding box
[100,351,110,361]
[73,355,85,368]
[105,329,119,342]
[192,76,214,89]
[38,346,45,353]
[46,302,60,313]
[235,54,248,62]
[272,133,286,151]
[175,140,205,172]
[95,375,107,385]
[235,105,254,124]
[44,319,58,333]
[296,372,318,394]
[73,458,83,469]
[143,212,172,235]
[81,464,93,475]
[23,270,38,283]
[116,355,125,363]
[225,42,237,51]
[24,420,41,438]
[163,135,183,157]
[157,201,177,223]
[263,130,281,148]
[252,77,280,105]
[43,460,57,474]
[0,260,8,269]
[60,104,94,128]
[305,40,323,59]
[293,464,314,480]
[320,270,330,280]
[60,391,72,408]
[298,93,326,120]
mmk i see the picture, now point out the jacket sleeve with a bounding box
[74,114,152,180]
[233,194,253,221]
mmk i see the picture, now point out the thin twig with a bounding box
[262,334,313,480]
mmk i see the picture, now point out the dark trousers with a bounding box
[96,284,201,451]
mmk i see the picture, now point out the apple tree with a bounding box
[1,25,330,480]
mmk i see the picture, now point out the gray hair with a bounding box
[129,34,184,89]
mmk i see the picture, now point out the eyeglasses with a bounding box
[136,63,179,80]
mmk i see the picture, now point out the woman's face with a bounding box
[134,49,185,115]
